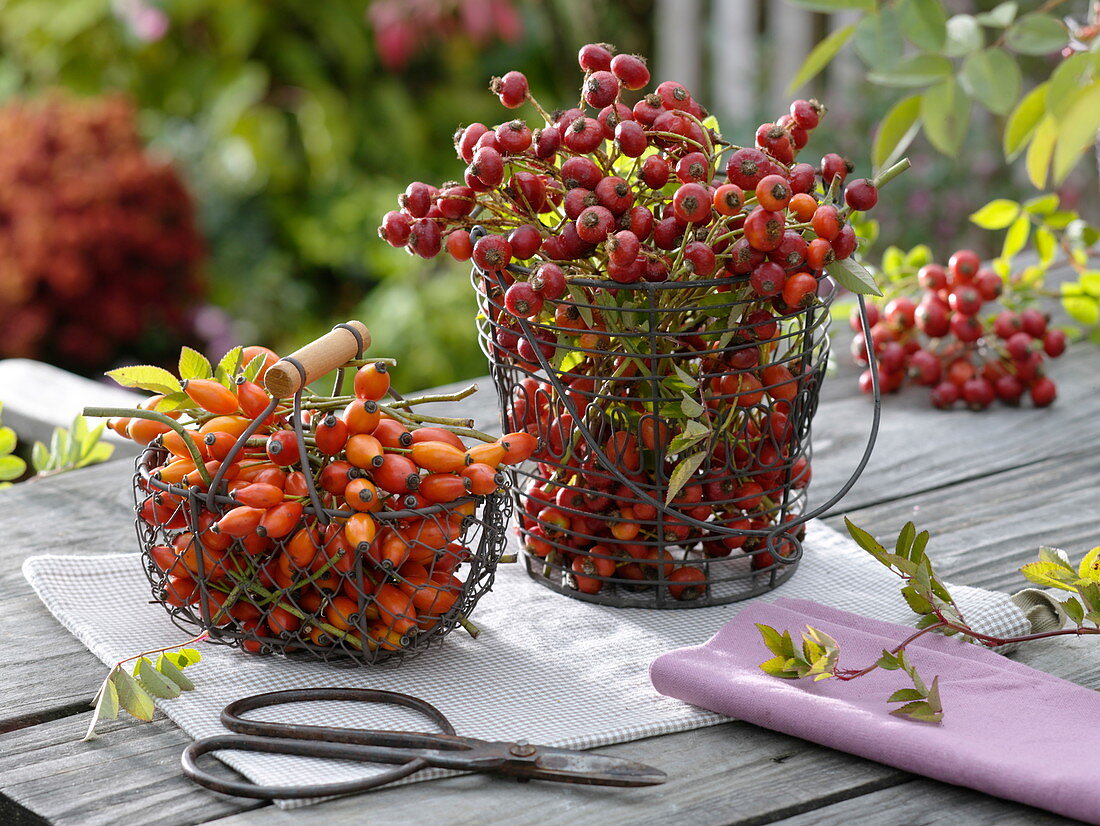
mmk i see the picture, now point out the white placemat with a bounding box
[23,520,1027,808]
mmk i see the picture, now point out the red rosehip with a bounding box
[750,261,787,297]
[456,123,489,163]
[378,210,412,247]
[575,205,617,244]
[614,120,647,157]
[683,241,716,277]
[948,249,981,284]
[407,218,442,258]
[672,183,711,223]
[974,268,1003,301]
[530,263,566,299]
[495,119,532,154]
[831,225,857,260]
[436,185,476,220]
[788,163,816,194]
[755,174,792,211]
[400,182,434,218]
[676,152,711,184]
[726,148,774,189]
[607,230,640,267]
[445,229,473,261]
[655,80,692,110]
[504,282,544,318]
[641,155,671,189]
[1030,376,1057,407]
[563,116,604,153]
[994,310,1022,340]
[533,126,561,159]
[469,146,504,188]
[610,53,650,90]
[1043,329,1067,358]
[950,312,982,343]
[744,207,784,252]
[820,153,851,185]
[508,224,543,259]
[790,99,821,130]
[561,156,603,190]
[578,43,613,72]
[947,285,983,317]
[909,349,942,386]
[492,71,528,108]
[713,184,744,216]
[844,179,878,211]
[1020,307,1048,338]
[930,381,960,409]
[584,70,620,109]
[472,234,513,271]
[594,175,634,214]
[918,264,949,292]
[811,204,841,241]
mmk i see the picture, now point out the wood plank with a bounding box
[0,358,140,449]
[0,462,137,731]
[772,777,1078,826]
[809,343,1100,514]
[0,713,261,826]
[204,723,905,826]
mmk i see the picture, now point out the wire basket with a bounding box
[133,324,512,664]
[472,237,879,608]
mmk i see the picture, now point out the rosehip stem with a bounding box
[385,385,479,408]
[83,406,212,486]
[456,612,481,638]
[872,157,911,190]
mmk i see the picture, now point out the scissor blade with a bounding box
[519,748,666,787]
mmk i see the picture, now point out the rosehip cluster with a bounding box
[380,42,892,602]
[851,249,1065,410]
[115,348,525,658]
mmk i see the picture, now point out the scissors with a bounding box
[181,688,667,799]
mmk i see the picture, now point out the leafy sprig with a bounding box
[83,632,207,741]
[0,402,26,487]
[0,403,114,489]
[757,518,1100,721]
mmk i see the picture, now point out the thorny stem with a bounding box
[833,622,946,680]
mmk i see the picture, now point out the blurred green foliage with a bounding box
[0,0,652,389]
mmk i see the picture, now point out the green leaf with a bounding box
[787,24,856,95]
[1038,545,1075,571]
[1077,546,1100,582]
[0,455,26,481]
[898,0,947,51]
[895,521,916,556]
[680,392,704,418]
[959,48,1021,115]
[969,199,1020,230]
[113,667,155,721]
[1025,116,1057,189]
[664,452,706,505]
[925,676,942,713]
[756,623,789,657]
[877,650,902,670]
[943,14,984,57]
[30,442,50,473]
[1052,81,1100,184]
[1003,83,1049,160]
[921,76,971,155]
[760,655,798,678]
[855,8,903,70]
[872,94,923,171]
[672,364,697,389]
[0,426,15,456]
[845,517,887,555]
[1020,560,1079,591]
[1077,583,1100,616]
[826,258,882,296]
[1081,272,1100,297]
[975,2,1017,28]
[667,419,710,455]
[867,54,953,88]
[174,648,203,666]
[1000,214,1031,262]
[902,585,934,615]
[242,353,269,383]
[105,365,181,395]
[178,347,212,382]
[1062,597,1085,625]
[1042,209,1077,230]
[888,688,926,703]
[904,245,933,269]
[215,346,244,387]
[1047,52,1098,119]
[1023,193,1059,216]
[133,657,181,699]
[1034,226,1057,266]
[155,653,196,690]
[1005,14,1068,55]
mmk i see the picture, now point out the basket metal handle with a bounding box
[471,232,881,558]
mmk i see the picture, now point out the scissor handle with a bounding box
[181,733,431,799]
[182,688,467,800]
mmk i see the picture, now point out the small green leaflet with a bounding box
[969,199,1020,230]
[826,258,882,297]
[112,667,155,722]
[786,24,855,95]
[178,347,213,381]
[155,654,195,690]
[242,353,269,383]
[215,346,244,387]
[1004,13,1068,55]
[872,94,922,172]
[106,365,181,395]
[680,392,704,418]
[667,420,710,455]
[1003,83,1047,160]
[975,1,1017,28]
[134,657,181,699]
[664,451,706,504]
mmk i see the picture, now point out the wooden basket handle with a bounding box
[264,321,371,398]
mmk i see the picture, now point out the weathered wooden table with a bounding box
[2,319,1098,826]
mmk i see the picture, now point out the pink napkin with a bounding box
[651,597,1098,824]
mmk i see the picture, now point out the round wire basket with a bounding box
[132,324,512,664]
[472,233,879,608]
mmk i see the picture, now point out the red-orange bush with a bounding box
[0,94,204,369]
